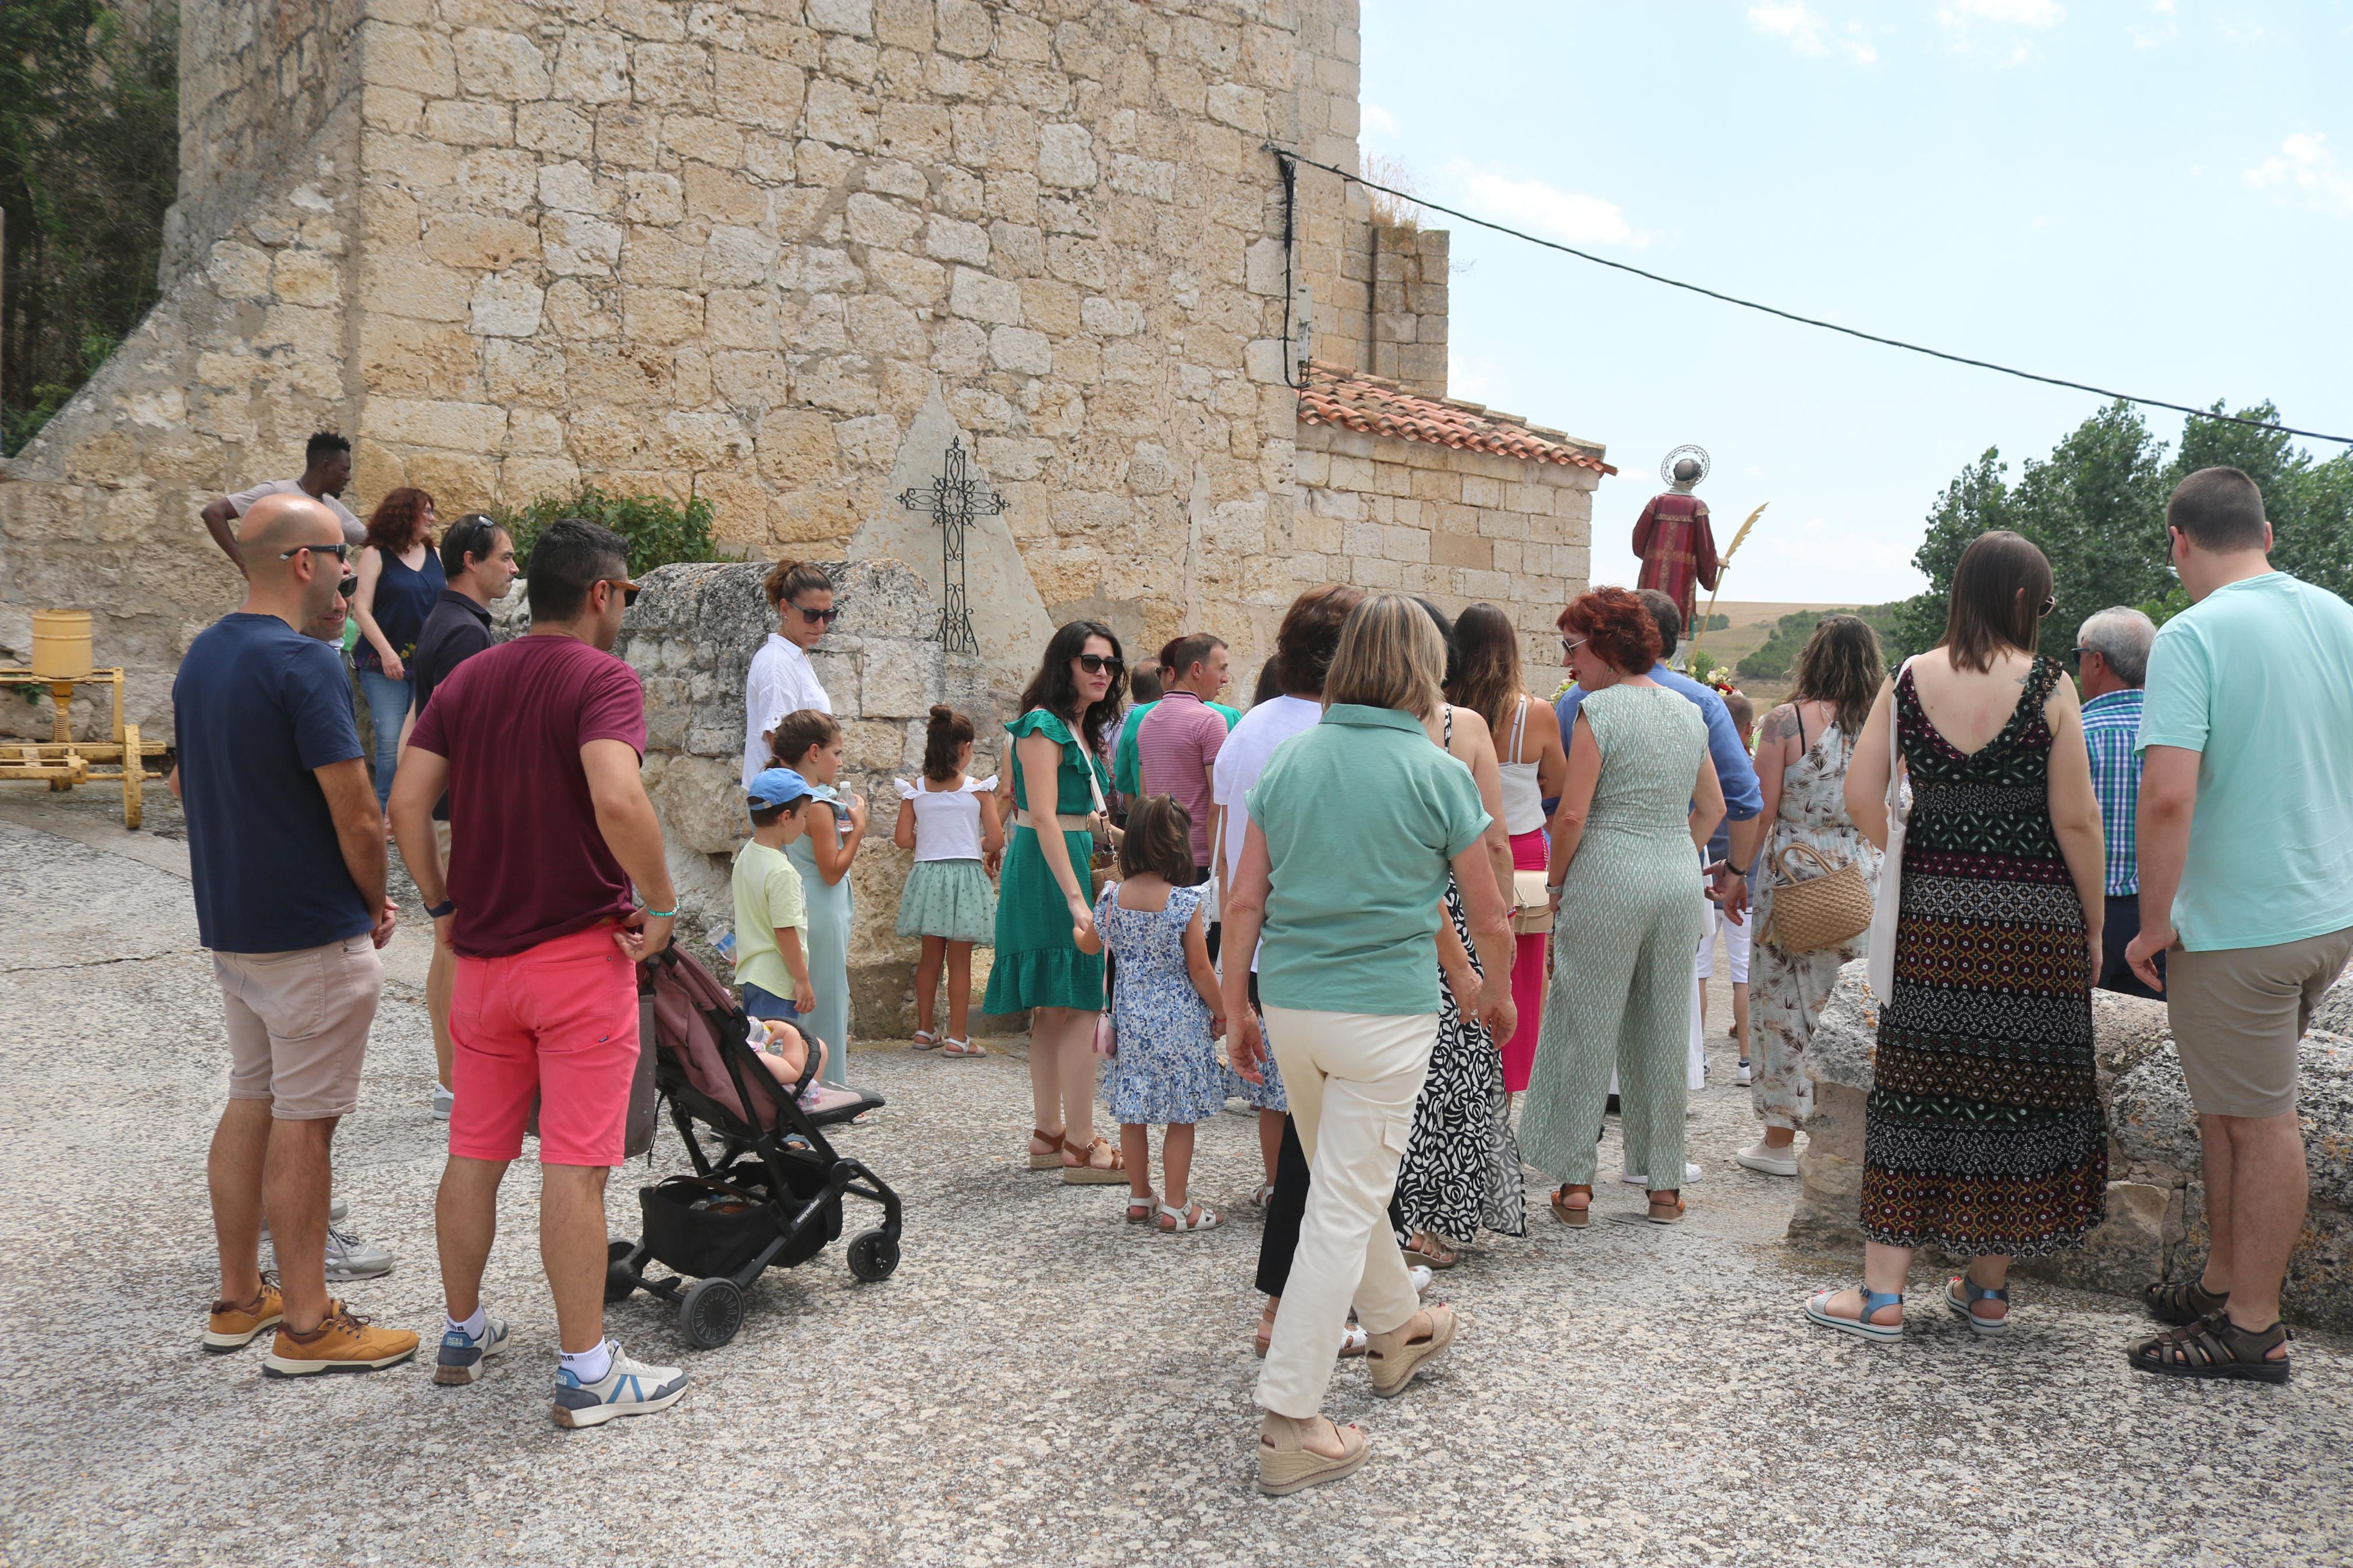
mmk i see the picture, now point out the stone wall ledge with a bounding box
[1792,959,2353,1331]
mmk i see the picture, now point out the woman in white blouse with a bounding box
[744,560,837,788]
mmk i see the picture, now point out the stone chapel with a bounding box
[0,0,1608,723]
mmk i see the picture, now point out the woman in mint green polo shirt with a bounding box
[1220,594,1517,1498]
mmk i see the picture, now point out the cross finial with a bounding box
[899,437,1007,657]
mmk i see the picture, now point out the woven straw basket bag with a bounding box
[1762,841,1873,953]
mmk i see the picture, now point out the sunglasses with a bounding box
[1076,653,1124,676]
[447,514,501,560]
[2037,592,2058,618]
[2067,646,2094,667]
[602,576,641,607]
[793,602,841,625]
[280,541,351,563]
[336,574,359,600]
[1560,635,1588,655]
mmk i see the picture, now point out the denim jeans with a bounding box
[355,667,411,811]
[741,982,804,1026]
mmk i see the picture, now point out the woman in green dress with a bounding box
[985,620,1130,1183]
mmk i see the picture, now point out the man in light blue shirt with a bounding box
[2127,465,2353,1385]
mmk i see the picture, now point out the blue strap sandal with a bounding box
[1945,1275,2011,1336]
[1806,1285,1905,1343]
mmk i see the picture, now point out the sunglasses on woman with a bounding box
[793,602,842,625]
[1076,653,1124,676]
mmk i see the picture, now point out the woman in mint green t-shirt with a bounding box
[1219,593,1517,1498]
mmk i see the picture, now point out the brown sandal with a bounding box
[1060,1134,1127,1185]
[1404,1233,1461,1270]
[2128,1311,2291,1384]
[1550,1185,1592,1228]
[2144,1276,2228,1327]
[1646,1191,1685,1225]
[1027,1127,1063,1171]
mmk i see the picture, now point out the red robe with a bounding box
[1632,493,1719,625]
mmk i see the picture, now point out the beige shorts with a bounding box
[214,935,384,1120]
[2167,926,2353,1119]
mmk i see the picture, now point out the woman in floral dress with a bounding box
[1738,616,1884,1178]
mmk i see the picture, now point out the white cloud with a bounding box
[1450,161,1642,247]
[1362,101,1399,144]
[1937,0,2063,26]
[2128,0,2177,47]
[2245,133,2353,215]
[1747,3,1879,65]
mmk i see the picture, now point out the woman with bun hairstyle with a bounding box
[744,559,835,789]
[1520,586,1726,1229]
[893,705,1004,1057]
[986,620,1130,1183]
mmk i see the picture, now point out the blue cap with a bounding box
[747,767,815,811]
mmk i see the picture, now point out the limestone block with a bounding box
[846,193,922,251]
[361,259,473,322]
[461,150,540,214]
[757,410,842,483]
[1038,123,1099,189]
[362,22,458,97]
[650,753,748,855]
[858,641,943,719]
[937,0,991,56]
[712,51,804,130]
[808,0,875,38]
[989,325,1052,376]
[553,29,631,102]
[925,215,991,266]
[623,286,705,344]
[271,250,341,308]
[470,273,545,337]
[423,214,542,270]
[634,41,714,108]
[210,241,273,303]
[833,414,902,471]
[805,77,879,149]
[540,161,619,216]
[517,101,594,157]
[371,399,509,453]
[1204,83,1266,134]
[937,270,1017,332]
[545,214,623,278]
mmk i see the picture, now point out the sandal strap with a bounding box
[1861,1286,1905,1315]
[1959,1277,2009,1304]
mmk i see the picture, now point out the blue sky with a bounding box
[1358,1,2353,605]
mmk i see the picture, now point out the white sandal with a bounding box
[1156,1199,1223,1233]
[910,1029,941,1050]
[1124,1189,1159,1225]
[941,1037,986,1058]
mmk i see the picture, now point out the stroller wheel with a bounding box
[604,1239,640,1305]
[680,1276,746,1349]
[846,1228,900,1283]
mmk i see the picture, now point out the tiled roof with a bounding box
[1297,360,1616,474]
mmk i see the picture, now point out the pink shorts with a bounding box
[449,924,639,1167]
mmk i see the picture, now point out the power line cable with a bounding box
[1268,146,2352,449]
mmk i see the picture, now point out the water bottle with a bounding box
[712,926,736,964]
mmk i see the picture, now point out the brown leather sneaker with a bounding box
[262,1302,420,1378]
[204,1277,285,1353]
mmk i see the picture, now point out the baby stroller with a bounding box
[604,945,903,1349]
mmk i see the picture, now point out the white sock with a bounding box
[446,1306,487,1341]
[559,1338,615,1384]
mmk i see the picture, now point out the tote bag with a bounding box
[1864,659,1915,1002]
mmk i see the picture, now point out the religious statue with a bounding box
[1633,445,1720,627]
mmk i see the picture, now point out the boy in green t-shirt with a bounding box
[734,767,817,1023]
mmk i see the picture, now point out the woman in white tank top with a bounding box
[1446,607,1568,1096]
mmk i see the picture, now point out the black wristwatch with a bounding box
[426,898,456,919]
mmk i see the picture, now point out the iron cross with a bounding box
[899,437,1006,657]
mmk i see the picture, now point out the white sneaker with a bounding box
[1407,1264,1434,1296]
[551,1341,688,1428]
[1621,1160,1703,1186]
[433,1313,511,1385]
[1734,1060,1753,1087]
[431,1086,455,1119]
[1736,1139,1801,1177]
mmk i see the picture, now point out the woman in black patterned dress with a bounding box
[1807,532,2109,1342]
[1392,606,1525,1268]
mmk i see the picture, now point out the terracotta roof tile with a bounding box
[1297,360,1616,475]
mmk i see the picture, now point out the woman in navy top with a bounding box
[352,486,446,812]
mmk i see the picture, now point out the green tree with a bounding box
[1891,399,2351,653]
[491,485,727,578]
[2,1,178,454]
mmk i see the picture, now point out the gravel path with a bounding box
[2,792,2348,1567]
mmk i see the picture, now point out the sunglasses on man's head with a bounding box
[1076,653,1124,676]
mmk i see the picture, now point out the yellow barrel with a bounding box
[31,610,94,680]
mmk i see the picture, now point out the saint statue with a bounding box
[1633,447,1719,627]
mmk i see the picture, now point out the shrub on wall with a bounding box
[493,485,726,578]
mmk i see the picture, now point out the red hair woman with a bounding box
[1518,586,1728,1229]
[352,486,443,815]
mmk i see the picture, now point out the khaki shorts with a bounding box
[214,935,384,1121]
[2167,926,2353,1119]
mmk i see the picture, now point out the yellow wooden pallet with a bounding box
[0,667,169,828]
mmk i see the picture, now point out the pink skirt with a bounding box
[1504,828,1550,1094]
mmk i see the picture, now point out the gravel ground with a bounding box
[3,787,2350,1567]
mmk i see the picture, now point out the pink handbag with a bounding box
[1092,1010,1117,1058]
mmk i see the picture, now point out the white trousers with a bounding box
[1256,1005,1437,1418]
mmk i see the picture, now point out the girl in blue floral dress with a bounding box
[1095,797,1229,1233]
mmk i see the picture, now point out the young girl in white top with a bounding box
[893,706,1004,1057]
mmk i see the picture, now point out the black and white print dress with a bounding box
[1392,709,1528,1249]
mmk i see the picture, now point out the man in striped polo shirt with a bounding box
[2074,605,2160,998]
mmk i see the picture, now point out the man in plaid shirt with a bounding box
[2075,606,2162,997]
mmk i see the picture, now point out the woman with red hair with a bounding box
[1519,586,1727,1228]
[352,486,443,814]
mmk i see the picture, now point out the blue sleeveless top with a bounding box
[357,546,448,670]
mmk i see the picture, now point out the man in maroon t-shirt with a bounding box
[391,518,688,1427]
